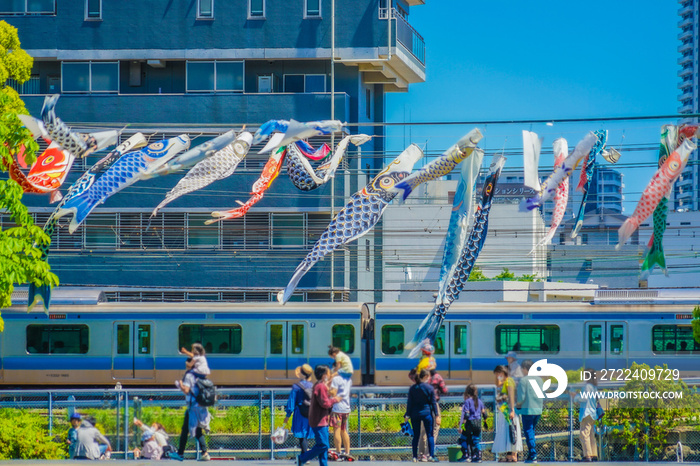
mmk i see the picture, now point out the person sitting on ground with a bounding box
[180,343,210,376]
[134,430,163,460]
[66,413,81,459]
[328,346,354,380]
[73,417,112,460]
[134,417,180,460]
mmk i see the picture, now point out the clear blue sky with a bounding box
[386,0,680,208]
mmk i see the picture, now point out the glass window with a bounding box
[454,324,467,355]
[216,61,244,91]
[188,214,219,248]
[305,0,320,16]
[305,75,325,92]
[178,325,243,354]
[609,324,624,354]
[495,325,560,354]
[332,324,355,354]
[284,75,304,93]
[117,324,130,354]
[588,325,602,354]
[291,324,305,354]
[187,61,215,91]
[381,324,404,355]
[137,324,151,354]
[62,62,90,93]
[272,214,304,247]
[90,62,118,92]
[85,213,116,249]
[434,325,445,355]
[85,0,100,18]
[652,325,698,353]
[249,0,264,17]
[198,0,213,18]
[27,0,54,13]
[26,325,89,354]
[270,324,283,354]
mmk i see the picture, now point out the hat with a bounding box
[70,413,81,421]
[141,431,154,442]
[294,364,313,379]
[506,351,518,359]
[421,344,435,355]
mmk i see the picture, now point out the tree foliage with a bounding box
[0,409,67,459]
[468,266,540,282]
[0,21,58,330]
[692,305,700,344]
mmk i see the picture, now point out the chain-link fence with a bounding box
[1,384,699,461]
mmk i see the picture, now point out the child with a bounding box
[67,413,81,459]
[328,346,353,380]
[180,343,210,376]
[134,417,181,460]
[459,384,487,463]
[416,342,436,373]
[135,430,163,460]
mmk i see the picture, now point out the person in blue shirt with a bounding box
[458,384,487,463]
[404,369,439,462]
[284,364,315,455]
[516,360,544,463]
[66,413,81,459]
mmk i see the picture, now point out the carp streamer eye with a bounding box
[43,156,55,165]
[669,161,679,170]
[485,183,493,195]
[149,142,165,151]
[379,177,394,188]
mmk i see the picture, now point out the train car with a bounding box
[374,299,700,385]
[0,295,367,387]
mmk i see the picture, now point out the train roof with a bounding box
[374,301,699,313]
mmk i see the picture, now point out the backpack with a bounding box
[296,382,313,418]
[189,372,217,407]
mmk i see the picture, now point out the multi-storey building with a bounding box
[4,0,426,303]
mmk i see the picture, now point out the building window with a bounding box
[495,324,560,354]
[26,325,89,354]
[332,324,355,354]
[62,62,119,93]
[381,324,404,355]
[188,213,219,248]
[1,0,55,14]
[187,61,244,92]
[304,0,320,17]
[84,213,117,249]
[179,324,242,354]
[197,0,213,18]
[248,0,264,18]
[366,88,372,119]
[272,213,304,247]
[284,74,326,93]
[85,0,101,19]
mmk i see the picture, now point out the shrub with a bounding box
[0,409,66,459]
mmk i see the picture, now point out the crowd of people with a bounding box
[64,344,603,463]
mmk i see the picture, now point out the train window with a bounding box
[454,325,467,354]
[381,324,404,355]
[117,324,130,354]
[26,325,89,354]
[332,324,355,354]
[609,324,624,354]
[270,324,283,354]
[291,324,305,354]
[588,325,602,354]
[652,325,700,353]
[138,324,151,354]
[495,325,560,354]
[179,325,243,354]
[435,326,445,355]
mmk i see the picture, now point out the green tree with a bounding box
[493,267,515,281]
[0,21,58,330]
[692,305,700,345]
[467,265,489,281]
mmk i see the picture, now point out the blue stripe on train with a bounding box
[3,313,361,321]
[375,314,525,320]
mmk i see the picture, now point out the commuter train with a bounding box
[0,289,699,387]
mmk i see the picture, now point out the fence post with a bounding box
[48,391,53,436]
[568,394,574,462]
[270,390,275,460]
[357,393,362,448]
[259,391,263,451]
[124,391,129,460]
[115,392,121,456]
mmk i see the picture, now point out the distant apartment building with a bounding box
[4,0,427,303]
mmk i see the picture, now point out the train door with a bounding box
[265,321,307,380]
[584,321,628,370]
[111,322,155,380]
[434,322,471,380]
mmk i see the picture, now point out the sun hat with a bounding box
[506,351,518,359]
[421,344,435,355]
[294,364,313,379]
[141,431,154,442]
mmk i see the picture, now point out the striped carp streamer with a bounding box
[407,154,506,356]
[253,119,343,153]
[277,144,424,304]
[571,130,608,239]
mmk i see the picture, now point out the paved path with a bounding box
[0,461,687,465]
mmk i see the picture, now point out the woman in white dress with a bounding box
[492,365,523,462]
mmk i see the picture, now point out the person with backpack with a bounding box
[175,357,212,461]
[284,364,315,455]
[418,367,448,461]
[405,369,439,462]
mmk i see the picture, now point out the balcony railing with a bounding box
[393,9,425,65]
[7,76,40,94]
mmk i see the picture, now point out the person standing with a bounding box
[492,365,522,462]
[458,384,487,463]
[330,370,353,460]
[284,364,315,455]
[175,357,211,461]
[506,351,524,382]
[296,365,342,466]
[405,369,439,462]
[73,418,112,460]
[516,360,543,463]
[571,369,599,462]
[418,368,448,460]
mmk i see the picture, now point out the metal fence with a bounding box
[1,384,698,461]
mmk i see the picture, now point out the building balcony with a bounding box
[679,89,694,101]
[678,79,693,89]
[679,5,694,16]
[679,66,694,77]
[403,0,426,4]
[679,0,692,5]
[679,29,694,41]
[679,103,694,113]
[679,16,694,28]
[20,92,351,125]
[679,41,694,53]
[679,54,694,65]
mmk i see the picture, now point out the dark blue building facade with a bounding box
[5,0,426,302]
